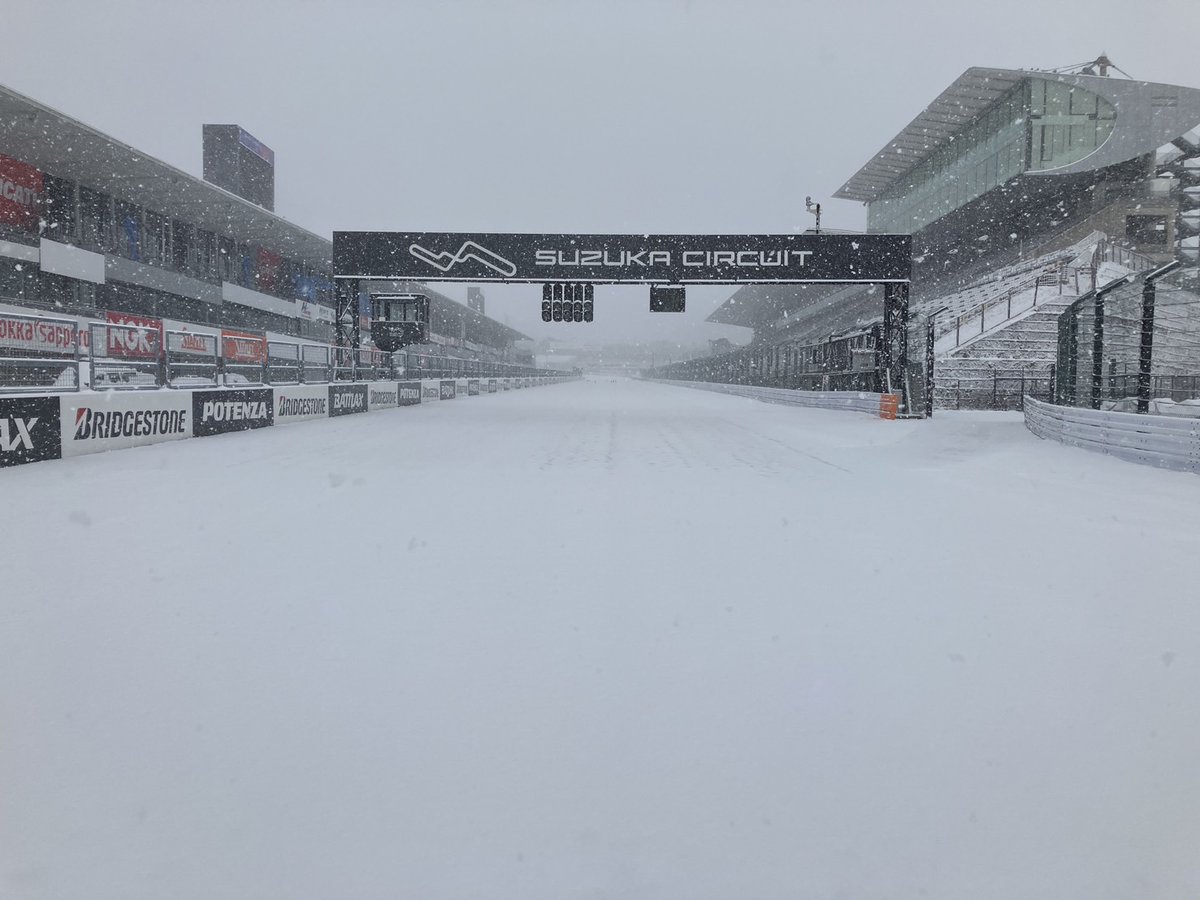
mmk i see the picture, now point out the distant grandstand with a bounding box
[706,59,1200,409]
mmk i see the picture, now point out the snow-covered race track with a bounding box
[3,376,1199,900]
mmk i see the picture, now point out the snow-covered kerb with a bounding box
[1024,396,1200,474]
[650,379,893,416]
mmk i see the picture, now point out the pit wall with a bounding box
[0,376,576,469]
[649,379,900,418]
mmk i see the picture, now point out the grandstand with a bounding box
[708,61,1200,409]
[0,81,524,365]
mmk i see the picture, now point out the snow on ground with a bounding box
[2,376,1199,900]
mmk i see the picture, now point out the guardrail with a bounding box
[1024,396,1200,474]
[650,379,896,417]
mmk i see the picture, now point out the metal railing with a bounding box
[165,329,219,387]
[1095,239,1163,273]
[941,263,1095,350]
[2,308,569,393]
[88,321,161,389]
[0,311,82,392]
[937,371,1055,411]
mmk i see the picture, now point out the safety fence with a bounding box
[937,372,1056,411]
[1054,263,1200,410]
[0,373,580,469]
[0,308,561,393]
[1024,396,1200,474]
[649,379,898,418]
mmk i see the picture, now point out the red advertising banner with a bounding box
[104,311,163,360]
[0,313,76,354]
[221,329,266,364]
[0,154,43,231]
[168,330,217,357]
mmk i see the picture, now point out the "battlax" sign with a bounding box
[333,232,911,284]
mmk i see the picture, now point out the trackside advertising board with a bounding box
[468,379,480,396]
[456,379,469,396]
[60,391,189,457]
[421,380,441,401]
[439,380,456,400]
[367,384,399,410]
[0,395,61,467]
[488,379,497,393]
[397,382,422,406]
[192,388,273,436]
[329,383,368,416]
[0,313,79,355]
[274,384,329,425]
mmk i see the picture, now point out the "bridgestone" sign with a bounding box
[73,408,185,440]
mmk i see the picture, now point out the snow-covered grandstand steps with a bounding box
[933,302,1068,408]
[918,233,1103,342]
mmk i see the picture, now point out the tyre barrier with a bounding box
[0,375,579,468]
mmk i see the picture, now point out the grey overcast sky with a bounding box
[6,0,1200,345]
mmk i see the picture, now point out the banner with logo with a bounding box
[0,313,78,355]
[487,379,497,393]
[397,381,422,406]
[220,329,267,364]
[168,330,218,357]
[467,379,480,396]
[273,384,329,425]
[367,384,398,410]
[439,380,456,400]
[0,155,43,231]
[0,396,61,467]
[60,391,189,458]
[192,388,273,436]
[104,311,163,360]
[421,380,441,402]
[333,231,914,284]
[329,383,368,417]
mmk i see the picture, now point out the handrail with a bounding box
[1093,239,1161,273]
[939,261,1095,349]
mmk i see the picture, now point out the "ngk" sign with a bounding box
[105,312,162,360]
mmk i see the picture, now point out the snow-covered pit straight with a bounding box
[3,376,1198,900]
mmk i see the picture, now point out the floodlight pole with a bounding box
[805,196,821,234]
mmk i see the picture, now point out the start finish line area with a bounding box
[331,230,917,412]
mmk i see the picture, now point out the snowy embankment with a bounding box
[2,376,1198,900]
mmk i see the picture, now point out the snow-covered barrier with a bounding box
[650,379,896,417]
[1024,396,1200,474]
[1,375,577,468]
